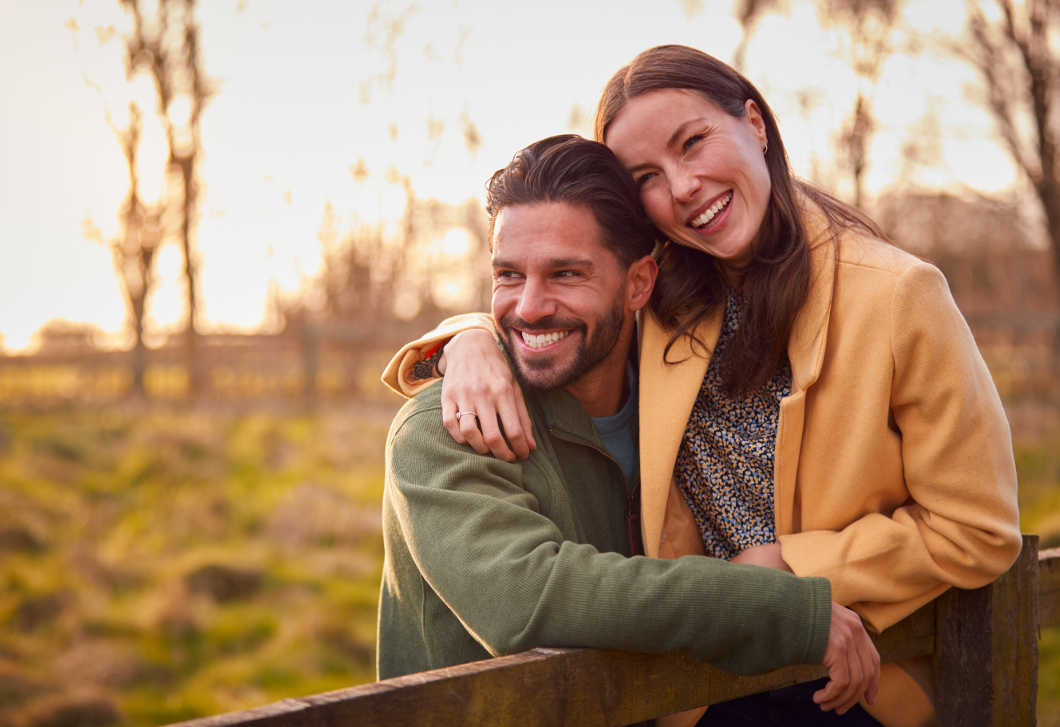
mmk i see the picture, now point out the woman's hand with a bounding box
[730,543,792,573]
[439,329,536,463]
[816,602,881,713]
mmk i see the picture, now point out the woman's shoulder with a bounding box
[824,228,954,322]
[833,230,926,278]
[796,188,932,279]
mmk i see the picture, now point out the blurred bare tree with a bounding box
[962,0,1060,281]
[316,178,490,327]
[120,0,214,396]
[732,0,781,73]
[817,0,904,208]
[111,103,162,398]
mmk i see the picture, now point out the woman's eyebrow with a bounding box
[667,119,698,149]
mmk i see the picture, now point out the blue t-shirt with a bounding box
[591,360,639,493]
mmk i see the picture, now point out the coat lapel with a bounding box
[774,209,836,535]
[638,308,722,558]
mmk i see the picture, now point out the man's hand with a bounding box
[439,329,535,463]
[730,543,792,572]
[732,545,877,712]
[816,602,880,714]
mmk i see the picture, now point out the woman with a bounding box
[382,46,1021,726]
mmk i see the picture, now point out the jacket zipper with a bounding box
[548,427,642,557]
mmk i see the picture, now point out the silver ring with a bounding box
[455,411,477,422]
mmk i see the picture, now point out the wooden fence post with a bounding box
[935,533,1039,725]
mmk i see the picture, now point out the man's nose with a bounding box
[516,279,556,323]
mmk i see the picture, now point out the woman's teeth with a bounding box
[691,191,733,228]
[521,331,569,348]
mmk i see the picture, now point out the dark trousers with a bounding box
[695,677,883,726]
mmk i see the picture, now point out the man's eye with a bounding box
[556,270,580,279]
[496,270,522,280]
[635,172,656,188]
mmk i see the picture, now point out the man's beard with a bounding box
[497,297,625,393]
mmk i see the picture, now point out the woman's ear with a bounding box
[626,255,658,312]
[744,99,768,149]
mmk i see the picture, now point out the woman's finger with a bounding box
[495,389,532,460]
[475,405,518,463]
[441,394,467,446]
[513,385,537,452]
[456,408,492,456]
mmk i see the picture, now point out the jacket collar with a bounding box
[788,198,836,394]
[539,388,605,448]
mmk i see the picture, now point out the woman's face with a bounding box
[605,89,771,269]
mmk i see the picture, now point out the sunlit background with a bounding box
[0,0,1031,353]
[2,1,1060,725]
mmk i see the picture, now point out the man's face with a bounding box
[491,202,629,392]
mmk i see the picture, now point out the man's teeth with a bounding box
[691,192,733,228]
[521,331,569,349]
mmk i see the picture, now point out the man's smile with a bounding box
[519,330,572,350]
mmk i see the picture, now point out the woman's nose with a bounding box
[671,164,701,203]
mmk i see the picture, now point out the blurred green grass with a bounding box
[1009,400,1060,726]
[0,403,398,726]
[0,394,1057,725]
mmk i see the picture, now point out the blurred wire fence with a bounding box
[0,322,432,405]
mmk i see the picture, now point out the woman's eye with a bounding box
[635,172,656,188]
[683,134,704,152]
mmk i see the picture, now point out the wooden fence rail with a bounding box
[171,535,1050,727]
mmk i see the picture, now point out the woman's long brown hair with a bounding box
[594,45,886,397]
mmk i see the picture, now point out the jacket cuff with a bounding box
[380,313,496,397]
[804,576,832,666]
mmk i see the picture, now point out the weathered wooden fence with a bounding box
[165,535,1051,727]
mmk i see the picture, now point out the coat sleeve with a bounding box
[386,401,833,675]
[381,313,496,397]
[780,262,1022,630]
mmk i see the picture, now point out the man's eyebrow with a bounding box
[492,257,596,269]
[548,257,596,269]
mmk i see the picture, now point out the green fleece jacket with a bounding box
[376,380,832,681]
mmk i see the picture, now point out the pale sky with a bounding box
[0,0,1019,352]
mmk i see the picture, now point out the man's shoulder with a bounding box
[388,380,445,443]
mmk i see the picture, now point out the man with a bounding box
[377,135,878,715]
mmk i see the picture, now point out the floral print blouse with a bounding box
[674,287,792,560]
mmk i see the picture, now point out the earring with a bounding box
[763,142,769,155]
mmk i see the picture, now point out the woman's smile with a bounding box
[689,191,733,230]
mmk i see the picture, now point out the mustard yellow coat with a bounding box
[381,206,1022,727]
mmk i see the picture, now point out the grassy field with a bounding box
[0,392,1057,726]
[0,402,400,726]
[1007,397,1060,726]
